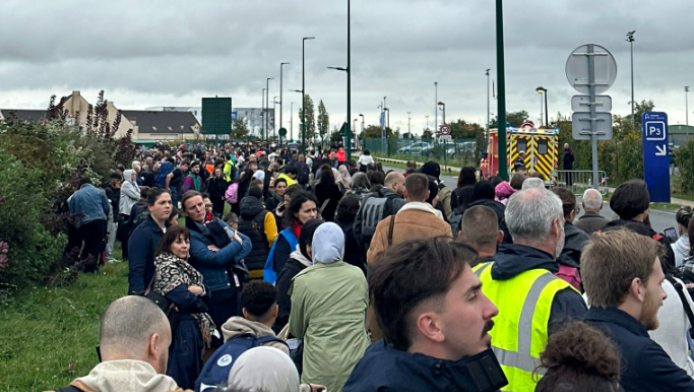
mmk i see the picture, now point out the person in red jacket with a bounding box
[335,148,346,163]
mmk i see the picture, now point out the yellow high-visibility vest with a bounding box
[473,262,577,392]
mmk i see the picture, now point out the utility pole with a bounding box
[280,62,290,131]
[266,78,274,140]
[434,82,438,132]
[290,102,294,140]
[627,31,636,125]
[407,111,411,135]
[686,86,690,126]
[262,88,266,140]
[486,69,491,140]
[425,115,429,132]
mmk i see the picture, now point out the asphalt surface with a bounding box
[382,165,678,235]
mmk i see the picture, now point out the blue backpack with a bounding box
[195,334,287,392]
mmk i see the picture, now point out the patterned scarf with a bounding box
[153,252,216,349]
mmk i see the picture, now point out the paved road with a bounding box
[382,165,677,235]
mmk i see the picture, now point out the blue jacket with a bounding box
[344,341,507,392]
[128,216,167,295]
[584,307,694,392]
[68,184,110,228]
[493,244,587,335]
[188,219,252,292]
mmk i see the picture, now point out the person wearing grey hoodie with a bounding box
[225,347,301,392]
[218,281,323,392]
[118,169,141,260]
[289,222,370,392]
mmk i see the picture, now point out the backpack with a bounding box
[131,204,150,229]
[224,183,239,204]
[195,334,287,392]
[297,162,310,185]
[359,197,391,242]
[449,211,464,237]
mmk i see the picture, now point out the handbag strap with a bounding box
[320,198,331,214]
[666,276,694,328]
[144,275,156,296]
[387,214,396,247]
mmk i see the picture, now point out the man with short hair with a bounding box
[521,177,544,190]
[69,177,111,270]
[404,160,417,177]
[367,173,452,265]
[344,238,507,391]
[582,229,694,392]
[575,188,608,234]
[459,205,503,267]
[473,188,586,391]
[353,171,406,248]
[52,296,186,392]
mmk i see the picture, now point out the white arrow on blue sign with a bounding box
[641,112,670,203]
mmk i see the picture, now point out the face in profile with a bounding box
[437,265,499,358]
[640,257,667,331]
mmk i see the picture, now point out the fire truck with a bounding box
[480,121,559,181]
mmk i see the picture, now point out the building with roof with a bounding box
[669,124,694,147]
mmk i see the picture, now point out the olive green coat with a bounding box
[289,261,369,392]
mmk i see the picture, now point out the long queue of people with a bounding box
[52,141,694,392]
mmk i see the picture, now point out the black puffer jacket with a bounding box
[237,196,270,273]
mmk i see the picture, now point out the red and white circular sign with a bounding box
[439,124,451,135]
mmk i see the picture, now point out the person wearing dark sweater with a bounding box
[314,164,343,222]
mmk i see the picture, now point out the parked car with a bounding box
[398,141,432,154]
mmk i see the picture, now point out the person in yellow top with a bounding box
[223,154,236,182]
[237,186,279,279]
[277,166,299,187]
[472,187,586,392]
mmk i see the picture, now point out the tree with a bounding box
[317,100,329,138]
[489,110,530,128]
[330,130,342,144]
[297,94,316,142]
[422,129,434,139]
[231,117,250,140]
[449,119,484,139]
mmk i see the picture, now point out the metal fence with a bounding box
[550,170,609,196]
[362,138,482,167]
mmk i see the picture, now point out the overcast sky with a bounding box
[1,0,693,135]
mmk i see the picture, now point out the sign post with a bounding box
[642,112,671,203]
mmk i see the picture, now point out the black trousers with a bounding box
[116,215,131,259]
[77,220,107,272]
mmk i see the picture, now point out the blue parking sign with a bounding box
[641,112,670,203]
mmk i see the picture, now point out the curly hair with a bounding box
[535,322,622,392]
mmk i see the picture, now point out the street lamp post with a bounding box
[273,96,280,138]
[486,69,491,139]
[290,89,303,145]
[266,78,274,141]
[425,115,429,132]
[384,108,390,129]
[434,82,438,132]
[262,88,266,140]
[300,37,315,154]
[686,86,690,126]
[627,31,635,125]
[290,102,294,140]
[438,102,446,126]
[359,113,364,136]
[280,62,290,131]
[407,111,411,135]
[536,87,548,127]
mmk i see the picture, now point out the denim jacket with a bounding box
[68,184,110,228]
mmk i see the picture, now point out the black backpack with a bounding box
[297,162,310,184]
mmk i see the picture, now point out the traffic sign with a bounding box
[642,112,670,203]
[571,95,612,112]
[278,128,287,137]
[571,112,613,140]
[439,124,451,135]
[566,44,617,95]
[520,121,535,129]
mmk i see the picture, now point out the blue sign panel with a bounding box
[232,111,238,121]
[641,112,670,203]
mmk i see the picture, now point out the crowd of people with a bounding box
[53,140,694,392]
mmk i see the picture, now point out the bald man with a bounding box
[52,296,189,392]
[574,188,608,234]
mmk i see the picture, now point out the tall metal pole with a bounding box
[262,88,266,140]
[686,86,690,126]
[290,102,294,140]
[426,115,429,132]
[434,82,438,132]
[346,0,352,161]
[280,62,289,132]
[588,44,600,190]
[266,78,273,141]
[496,0,508,180]
[407,111,411,135]
[627,31,635,126]
[486,69,490,139]
[544,90,549,127]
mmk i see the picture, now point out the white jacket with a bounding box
[674,236,690,268]
[119,169,141,217]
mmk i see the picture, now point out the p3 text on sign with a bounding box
[641,112,670,203]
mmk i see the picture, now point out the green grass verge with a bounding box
[0,260,128,391]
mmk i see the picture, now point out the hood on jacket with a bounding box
[227,346,300,392]
[73,359,180,392]
[491,244,558,280]
[289,249,313,268]
[562,222,590,252]
[239,196,265,219]
[123,169,135,185]
[221,316,276,342]
[418,161,441,181]
[495,181,515,199]
[312,222,345,264]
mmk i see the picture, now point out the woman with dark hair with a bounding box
[335,194,367,275]
[231,167,254,216]
[128,188,172,295]
[535,321,622,392]
[374,162,384,173]
[451,166,477,211]
[349,172,371,199]
[207,167,229,218]
[263,191,318,284]
[314,164,343,222]
[356,149,374,171]
[274,218,323,333]
[369,171,385,188]
[152,226,215,389]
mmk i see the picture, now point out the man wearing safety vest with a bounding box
[472,188,587,392]
[223,154,236,182]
